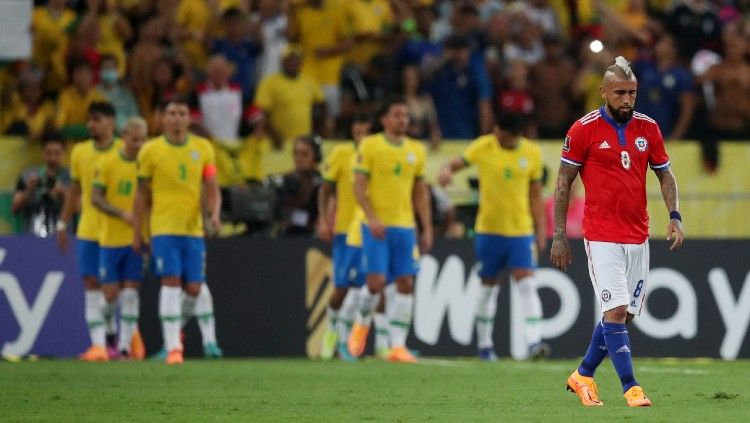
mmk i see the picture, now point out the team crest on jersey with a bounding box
[601,289,612,302]
[407,153,416,164]
[191,150,200,161]
[563,135,571,152]
[635,137,648,152]
[519,158,528,169]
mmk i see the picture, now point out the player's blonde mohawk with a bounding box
[614,56,633,78]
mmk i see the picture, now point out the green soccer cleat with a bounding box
[320,329,338,361]
[204,343,224,359]
[376,346,390,360]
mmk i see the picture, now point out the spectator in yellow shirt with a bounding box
[344,0,398,68]
[31,0,77,92]
[1,69,56,142]
[55,61,107,140]
[77,0,133,76]
[254,45,326,149]
[289,0,353,135]
[175,0,222,69]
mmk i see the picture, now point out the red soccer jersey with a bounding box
[560,107,670,243]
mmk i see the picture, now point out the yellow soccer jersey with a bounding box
[93,151,139,247]
[293,3,349,85]
[239,134,270,182]
[70,138,123,241]
[354,133,426,228]
[31,6,76,84]
[345,207,364,247]
[55,87,106,128]
[462,135,543,236]
[96,14,127,76]
[175,0,213,67]
[137,134,216,237]
[254,73,325,142]
[344,0,394,66]
[322,143,357,234]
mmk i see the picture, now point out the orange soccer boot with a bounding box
[166,348,184,365]
[347,323,370,357]
[129,329,146,361]
[624,385,652,407]
[79,345,109,362]
[387,346,419,363]
[566,370,604,406]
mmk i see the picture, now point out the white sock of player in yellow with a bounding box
[475,284,500,349]
[85,290,106,347]
[159,286,183,351]
[195,285,217,346]
[337,288,359,343]
[117,287,139,353]
[389,292,414,349]
[374,313,389,351]
[180,291,197,327]
[515,276,543,347]
[356,287,380,326]
[326,306,339,331]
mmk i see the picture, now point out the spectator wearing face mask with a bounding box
[97,54,140,133]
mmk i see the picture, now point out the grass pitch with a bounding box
[1,357,747,421]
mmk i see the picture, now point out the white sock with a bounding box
[104,299,118,337]
[159,286,183,351]
[181,292,197,327]
[117,288,139,352]
[326,306,339,331]
[374,312,389,350]
[85,290,106,347]
[337,288,359,344]
[389,293,414,349]
[384,283,397,316]
[357,287,379,326]
[195,285,217,346]
[476,284,500,349]
[516,276,543,347]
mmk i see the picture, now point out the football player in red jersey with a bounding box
[551,56,684,408]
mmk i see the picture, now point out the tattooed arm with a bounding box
[654,167,684,250]
[550,163,580,269]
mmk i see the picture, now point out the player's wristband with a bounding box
[669,211,682,222]
[56,220,67,231]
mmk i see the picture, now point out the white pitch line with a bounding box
[637,366,710,375]
[505,362,569,372]
[418,358,474,367]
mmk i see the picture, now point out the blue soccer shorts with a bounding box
[474,234,536,279]
[333,234,364,288]
[361,225,419,279]
[151,235,206,283]
[98,246,144,284]
[77,238,100,279]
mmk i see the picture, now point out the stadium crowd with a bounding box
[3,0,750,237]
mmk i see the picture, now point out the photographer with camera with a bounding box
[12,132,70,238]
[270,135,324,236]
